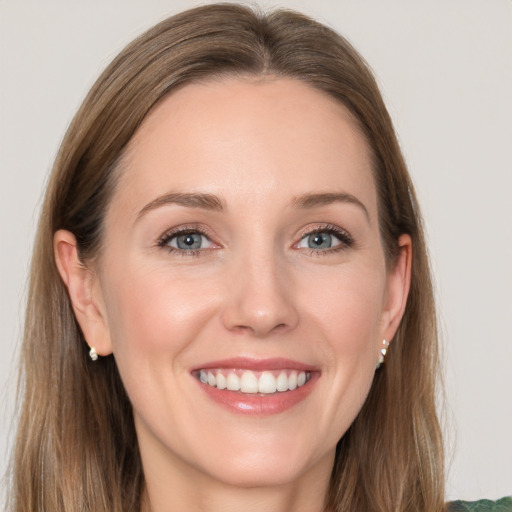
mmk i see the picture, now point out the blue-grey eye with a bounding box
[169,232,210,250]
[297,231,342,250]
[309,232,332,249]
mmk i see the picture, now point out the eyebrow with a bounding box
[291,192,370,221]
[136,190,369,222]
[137,192,225,220]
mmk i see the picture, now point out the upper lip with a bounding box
[192,357,318,372]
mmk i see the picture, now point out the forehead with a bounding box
[115,77,376,215]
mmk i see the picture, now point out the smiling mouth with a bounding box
[194,368,312,395]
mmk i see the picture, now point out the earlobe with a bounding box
[53,230,113,357]
[381,234,412,342]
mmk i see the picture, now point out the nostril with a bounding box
[231,321,291,337]
[220,272,300,337]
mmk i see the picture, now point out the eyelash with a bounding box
[297,224,355,256]
[156,223,355,257]
[157,225,215,257]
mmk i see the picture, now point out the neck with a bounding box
[142,479,331,512]
[139,439,334,512]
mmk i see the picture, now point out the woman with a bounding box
[6,4,510,512]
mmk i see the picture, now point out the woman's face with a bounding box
[70,78,410,490]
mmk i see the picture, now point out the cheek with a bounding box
[101,265,220,375]
[300,263,386,352]
[100,264,227,440]
[297,263,386,432]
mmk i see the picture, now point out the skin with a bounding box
[55,77,411,512]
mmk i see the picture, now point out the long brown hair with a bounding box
[9,4,444,511]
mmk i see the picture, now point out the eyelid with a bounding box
[293,223,355,251]
[168,233,213,250]
[156,224,220,251]
[155,222,354,255]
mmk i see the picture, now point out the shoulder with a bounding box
[447,497,512,512]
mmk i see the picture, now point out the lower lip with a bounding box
[194,373,319,416]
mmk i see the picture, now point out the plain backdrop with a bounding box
[1,0,511,502]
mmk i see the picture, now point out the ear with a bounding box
[54,230,113,356]
[380,234,412,343]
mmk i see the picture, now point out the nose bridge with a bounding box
[221,236,298,337]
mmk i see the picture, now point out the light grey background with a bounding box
[1,0,511,502]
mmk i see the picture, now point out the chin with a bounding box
[193,431,332,488]
[203,455,315,488]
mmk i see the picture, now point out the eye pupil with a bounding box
[177,233,202,250]
[308,232,332,249]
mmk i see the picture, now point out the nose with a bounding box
[221,250,299,338]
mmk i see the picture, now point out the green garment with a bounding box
[448,497,512,511]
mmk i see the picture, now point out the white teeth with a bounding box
[288,371,298,390]
[199,369,311,394]
[258,371,277,394]
[240,371,259,393]
[216,372,226,389]
[226,373,241,391]
[276,371,288,392]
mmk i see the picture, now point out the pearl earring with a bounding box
[89,346,99,361]
[376,339,389,369]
